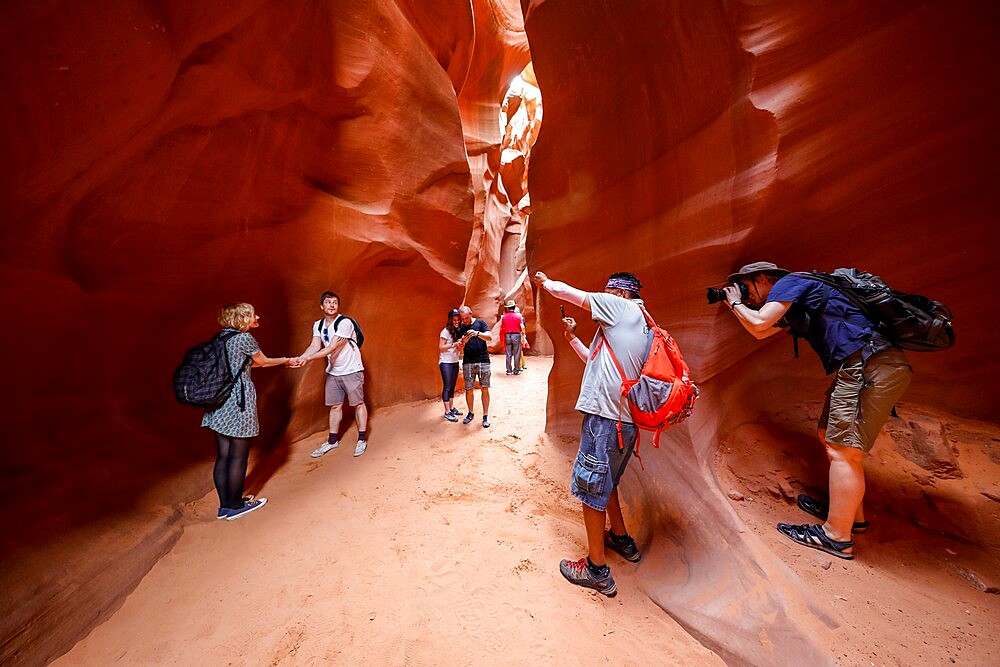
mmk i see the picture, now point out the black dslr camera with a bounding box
[706,282,749,305]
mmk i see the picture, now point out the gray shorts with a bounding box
[462,362,491,389]
[571,413,637,511]
[325,371,365,407]
[820,348,912,452]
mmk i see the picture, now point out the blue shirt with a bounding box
[767,274,878,375]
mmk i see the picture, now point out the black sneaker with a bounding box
[559,557,617,596]
[462,413,475,425]
[604,531,641,562]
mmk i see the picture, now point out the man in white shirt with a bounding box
[294,291,369,458]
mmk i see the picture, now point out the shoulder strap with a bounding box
[594,301,653,382]
[217,329,252,411]
[334,314,359,347]
[792,272,864,317]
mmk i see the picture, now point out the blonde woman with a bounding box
[202,303,291,520]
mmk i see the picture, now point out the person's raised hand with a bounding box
[533,271,548,285]
[722,284,743,307]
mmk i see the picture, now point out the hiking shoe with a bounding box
[559,557,617,597]
[444,412,459,422]
[226,498,268,521]
[462,413,475,425]
[450,407,463,417]
[776,522,853,560]
[311,442,338,458]
[797,494,869,533]
[354,440,367,457]
[482,416,491,428]
[604,531,641,562]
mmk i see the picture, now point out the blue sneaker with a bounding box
[217,495,255,519]
[226,498,268,521]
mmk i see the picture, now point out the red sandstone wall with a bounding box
[1,0,996,664]
[0,1,524,663]
[523,0,997,663]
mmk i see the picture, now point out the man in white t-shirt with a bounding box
[533,270,651,597]
[293,291,369,458]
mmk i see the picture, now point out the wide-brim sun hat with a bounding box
[728,261,790,284]
[505,300,517,308]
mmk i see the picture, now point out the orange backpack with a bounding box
[595,304,699,465]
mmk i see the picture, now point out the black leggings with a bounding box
[213,433,251,510]
[440,362,460,402]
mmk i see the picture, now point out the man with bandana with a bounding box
[723,261,912,561]
[532,270,650,597]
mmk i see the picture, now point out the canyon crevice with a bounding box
[0,1,996,665]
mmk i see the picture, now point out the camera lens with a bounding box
[706,287,725,304]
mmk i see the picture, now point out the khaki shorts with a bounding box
[325,371,365,407]
[820,348,912,452]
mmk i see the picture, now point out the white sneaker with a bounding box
[353,440,367,457]
[311,441,338,458]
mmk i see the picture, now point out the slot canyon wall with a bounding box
[524,0,996,664]
[0,1,527,663]
[0,0,996,665]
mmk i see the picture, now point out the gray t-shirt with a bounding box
[575,293,651,422]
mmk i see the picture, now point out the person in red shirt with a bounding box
[500,300,526,375]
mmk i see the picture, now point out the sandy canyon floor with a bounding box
[54,356,998,666]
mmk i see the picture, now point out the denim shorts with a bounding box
[462,362,491,389]
[571,413,637,511]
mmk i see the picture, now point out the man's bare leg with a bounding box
[822,434,865,546]
[583,503,608,566]
[328,404,343,436]
[355,402,368,432]
[606,488,628,536]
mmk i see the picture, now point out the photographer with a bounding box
[721,261,912,560]
[533,270,647,597]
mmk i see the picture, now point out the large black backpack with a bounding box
[173,330,252,409]
[793,268,955,352]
